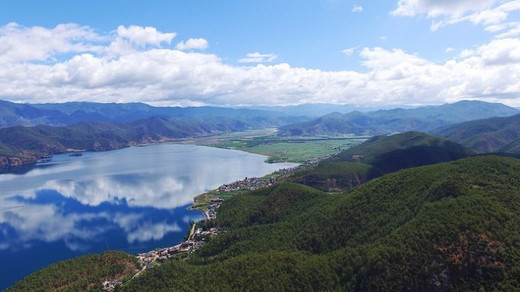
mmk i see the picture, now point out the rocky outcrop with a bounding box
[0,151,39,172]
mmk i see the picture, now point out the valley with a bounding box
[3,99,520,291]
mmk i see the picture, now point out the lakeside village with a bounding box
[102,157,333,291]
[134,156,335,267]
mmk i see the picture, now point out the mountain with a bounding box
[431,114,520,154]
[245,103,389,117]
[0,100,307,129]
[10,155,520,291]
[0,100,71,128]
[0,117,249,172]
[278,100,519,136]
[289,131,474,191]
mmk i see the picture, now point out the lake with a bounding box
[0,144,298,290]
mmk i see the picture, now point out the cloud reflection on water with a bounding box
[0,144,297,252]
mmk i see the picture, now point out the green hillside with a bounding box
[432,114,520,153]
[7,251,138,292]
[10,156,520,291]
[127,155,520,291]
[289,132,474,191]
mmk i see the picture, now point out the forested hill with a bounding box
[289,131,474,191]
[117,156,520,291]
[278,100,519,136]
[431,113,520,154]
[10,155,520,291]
[0,117,248,171]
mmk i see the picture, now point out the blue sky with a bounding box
[0,0,519,107]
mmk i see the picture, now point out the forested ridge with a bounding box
[121,156,520,291]
[7,251,138,291]
[289,131,474,192]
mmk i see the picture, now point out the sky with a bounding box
[0,0,519,107]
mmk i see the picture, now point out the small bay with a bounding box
[0,144,297,290]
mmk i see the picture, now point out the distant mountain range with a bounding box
[2,99,519,172]
[278,100,519,136]
[432,114,520,154]
[0,100,305,129]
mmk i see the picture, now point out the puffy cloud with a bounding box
[116,25,175,47]
[0,23,519,107]
[175,38,209,50]
[238,52,278,63]
[477,38,520,65]
[0,22,103,63]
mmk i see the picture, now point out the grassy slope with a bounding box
[123,155,520,291]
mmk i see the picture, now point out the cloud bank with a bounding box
[0,21,519,107]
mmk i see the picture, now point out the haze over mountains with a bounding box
[1,99,520,173]
[2,100,518,131]
[278,100,519,136]
[0,100,300,129]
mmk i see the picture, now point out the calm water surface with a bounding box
[0,144,297,289]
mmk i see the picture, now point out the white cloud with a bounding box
[175,38,209,50]
[116,25,175,47]
[495,22,520,38]
[459,49,475,58]
[379,36,388,41]
[392,0,499,18]
[352,5,363,13]
[445,47,455,53]
[392,0,520,33]
[0,22,103,63]
[238,52,278,63]
[342,47,356,56]
[0,23,520,107]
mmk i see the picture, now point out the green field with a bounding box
[187,129,369,163]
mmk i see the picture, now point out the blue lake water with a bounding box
[0,144,297,290]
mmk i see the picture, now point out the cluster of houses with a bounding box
[137,240,203,267]
[102,280,121,292]
[207,198,224,220]
[135,225,223,271]
[218,176,277,193]
[193,227,222,240]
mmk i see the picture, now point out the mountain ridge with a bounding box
[431,113,520,153]
[278,100,519,136]
[0,117,249,172]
